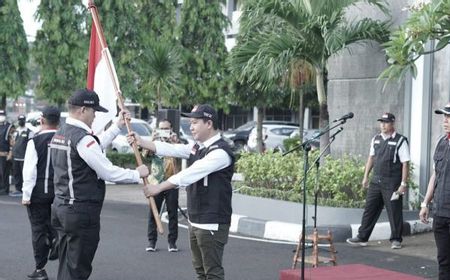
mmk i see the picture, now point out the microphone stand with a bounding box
[283,120,346,280]
[312,127,344,228]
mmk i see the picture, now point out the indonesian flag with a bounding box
[86,23,118,135]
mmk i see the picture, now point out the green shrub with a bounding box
[283,137,301,152]
[235,151,367,208]
[106,152,152,169]
[235,151,419,208]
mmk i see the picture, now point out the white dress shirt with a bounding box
[154,133,232,230]
[65,117,140,183]
[369,132,411,163]
[22,130,56,202]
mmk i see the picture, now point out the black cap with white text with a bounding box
[68,88,108,112]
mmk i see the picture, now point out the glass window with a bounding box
[120,123,152,136]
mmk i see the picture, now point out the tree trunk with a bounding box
[298,88,304,144]
[1,94,6,110]
[315,67,330,155]
[156,83,162,112]
[256,106,264,153]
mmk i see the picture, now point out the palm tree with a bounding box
[139,41,183,111]
[231,0,390,153]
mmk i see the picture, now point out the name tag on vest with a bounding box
[388,141,397,145]
[374,140,380,144]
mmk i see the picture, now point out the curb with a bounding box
[229,214,433,243]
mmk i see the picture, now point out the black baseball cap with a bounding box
[68,89,108,112]
[181,104,218,124]
[435,103,450,115]
[42,106,61,121]
[377,113,395,123]
[18,115,26,120]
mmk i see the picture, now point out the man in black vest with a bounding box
[420,103,450,279]
[50,89,149,280]
[129,104,234,280]
[12,114,33,195]
[0,110,14,195]
[347,113,410,249]
[22,106,61,280]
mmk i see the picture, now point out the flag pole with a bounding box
[88,0,164,234]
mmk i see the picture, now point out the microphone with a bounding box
[333,112,354,123]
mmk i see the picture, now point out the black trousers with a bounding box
[357,177,403,242]
[26,203,56,269]
[148,188,179,243]
[13,160,24,192]
[52,202,102,280]
[433,215,450,280]
[0,156,10,194]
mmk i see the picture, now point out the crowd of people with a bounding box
[1,88,450,279]
[7,89,234,280]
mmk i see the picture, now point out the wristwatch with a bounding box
[400,181,407,187]
[420,202,428,208]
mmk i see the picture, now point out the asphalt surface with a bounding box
[0,192,440,280]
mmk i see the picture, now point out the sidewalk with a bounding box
[105,184,433,243]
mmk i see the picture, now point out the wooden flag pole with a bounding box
[88,0,164,234]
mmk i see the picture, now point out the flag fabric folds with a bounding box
[86,23,118,135]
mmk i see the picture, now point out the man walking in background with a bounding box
[347,113,410,249]
[22,106,61,280]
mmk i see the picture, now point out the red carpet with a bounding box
[280,264,424,280]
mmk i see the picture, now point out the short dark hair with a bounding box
[200,118,218,130]
[42,106,61,126]
[159,118,172,128]
[45,117,60,127]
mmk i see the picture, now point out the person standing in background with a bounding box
[12,114,33,196]
[0,110,14,195]
[22,106,61,280]
[145,119,180,253]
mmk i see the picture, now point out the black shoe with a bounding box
[346,237,368,247]
[27,269,48,280]
[168,242,178,252]
[48,238,58,261]
[146,241,156,252]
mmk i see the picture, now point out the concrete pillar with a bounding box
[409,45,433,202]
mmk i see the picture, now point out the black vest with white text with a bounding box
[51,124,105,204]
[30,131,55,204]
[13,128,31,160]
[372,133,407,180]
[186,138,234,224]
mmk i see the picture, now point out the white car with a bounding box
[247,124,298,151]
[110,118,153,153]
[26,111,69,133]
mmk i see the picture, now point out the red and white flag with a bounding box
[86,23,118,135]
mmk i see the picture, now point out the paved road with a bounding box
[0,194,440,280]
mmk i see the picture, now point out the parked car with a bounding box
[26,111,69,132]
[246,124,299,152]
[290,129,321,149]
[223,120,299,151]
[179,117,194,145]
[110,118,153,153]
